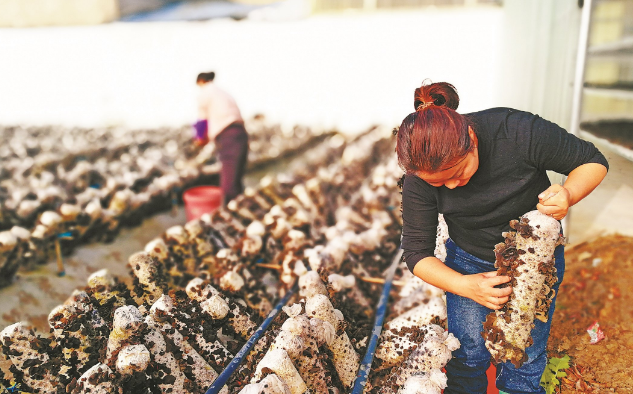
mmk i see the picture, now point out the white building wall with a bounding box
[0,8,504,133]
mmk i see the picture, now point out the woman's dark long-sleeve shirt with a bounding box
[401,108,609,272]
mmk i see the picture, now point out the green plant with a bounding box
[540,355,570,394]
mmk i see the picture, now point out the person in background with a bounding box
[397,81,608,394]
[195,71,249,204]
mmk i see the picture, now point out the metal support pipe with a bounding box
[570,0,593,137]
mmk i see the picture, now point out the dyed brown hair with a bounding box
[197,72,216,83]
[396,82,474,173]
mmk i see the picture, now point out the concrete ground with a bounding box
[0,209,188,333]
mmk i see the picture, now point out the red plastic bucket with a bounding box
[183,186,223,221]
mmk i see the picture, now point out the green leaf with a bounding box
[549,355,571,371]
[540,355,571,394]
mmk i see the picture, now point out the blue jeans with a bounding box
[443,238,565,394]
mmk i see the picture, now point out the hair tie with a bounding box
[416,101,435,111]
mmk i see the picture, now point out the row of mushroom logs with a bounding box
[0,117,331,235]
[0,149,206,288]
[0,260,265,394]
[0,123,204,233]
[236,269,459,394]
[0,118,334,288]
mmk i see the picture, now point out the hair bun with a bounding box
[414,82,460,111]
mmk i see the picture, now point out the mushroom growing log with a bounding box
[482,210,563,367]
[239,373,291,394]
[0,322,68,393]
[252,349,307,394]
[379,324,460,394]
[69,363,115,394]
[375,297,447,369]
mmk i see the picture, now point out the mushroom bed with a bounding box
[0,128,460,394]
[0,118,334,288]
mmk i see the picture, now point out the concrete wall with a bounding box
[0,0,119,27]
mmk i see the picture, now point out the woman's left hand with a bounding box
[537,184,571,220]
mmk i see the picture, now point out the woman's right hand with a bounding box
[458,272,512,310]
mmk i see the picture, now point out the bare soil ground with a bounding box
[547,234,633,393]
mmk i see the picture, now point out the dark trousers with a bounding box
[215,123,249,204]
